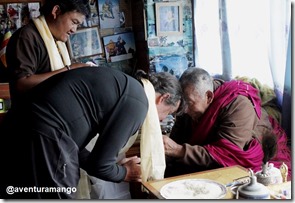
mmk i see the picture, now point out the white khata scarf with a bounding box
[140,79,166,183]
[33,15,71,71]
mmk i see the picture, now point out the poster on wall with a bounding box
[82,0,99,27]
[98,0,120,29]
[103,32,136,63]
[150,54,188,79]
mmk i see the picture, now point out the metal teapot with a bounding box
[236,169,270,199]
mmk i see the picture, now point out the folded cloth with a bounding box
[33,15,71,71]
[140,79,166,183]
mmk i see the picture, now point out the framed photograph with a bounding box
[155,2,183,36]
[148,37,159,47]
[67,27,103,59]
[103,32,136,63]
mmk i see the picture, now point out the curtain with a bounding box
[220,0,274,86]
[193,0,222,75]
[193,0,291,137]
[219,0,232,81]
[268,0,291,106]
[281,25,291,144]
[193,0,291,88]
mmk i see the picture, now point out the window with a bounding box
[194,0,283,88]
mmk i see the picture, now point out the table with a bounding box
[142,165,249,199]
[142,165,292,199]
[268,181,291,199]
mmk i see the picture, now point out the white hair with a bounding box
[179,67,213,98]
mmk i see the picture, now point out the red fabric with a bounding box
[187,79,291,177]
[188,80,264,172]
[204,138,264,172]
[189,80,261,145]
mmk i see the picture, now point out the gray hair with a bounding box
[133,70,184,115]
[179,67,213,98]
[149,72,182,107]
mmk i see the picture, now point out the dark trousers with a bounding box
[0,124,80,199]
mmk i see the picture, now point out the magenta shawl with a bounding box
[189,80,261,145]
[189,80,291,177]
[189,80,264,172]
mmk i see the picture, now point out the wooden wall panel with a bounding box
[0,83,10,99]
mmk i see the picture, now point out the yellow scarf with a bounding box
[140,79,166,183]
[33,15,71,71]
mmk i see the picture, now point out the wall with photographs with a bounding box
[0,0,193,83]
[144,0,194,79]
[67,0,147,75]
[0,0,43,82]
[0,0,148,83]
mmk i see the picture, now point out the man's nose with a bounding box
[71,25,78,33]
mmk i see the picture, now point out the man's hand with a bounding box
[70,62,94,69]
[163,135,185,158]
[121,156,142,182]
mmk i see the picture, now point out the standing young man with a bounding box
[6,0,93,105]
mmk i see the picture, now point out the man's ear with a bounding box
[51,5,61,19]
[156,93,170,105]
[206,90,214,104]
